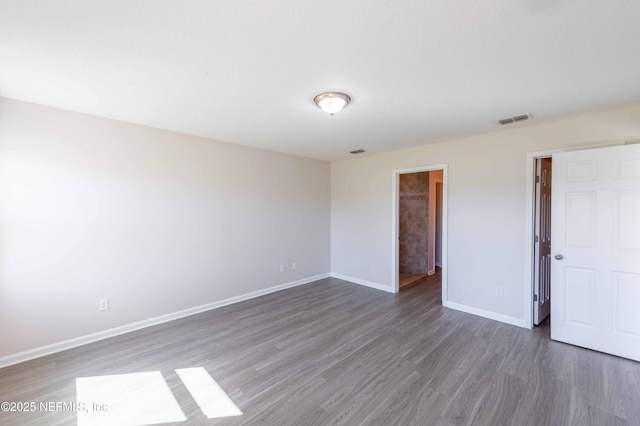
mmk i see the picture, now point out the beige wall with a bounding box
[331,104,640,324]
[0,97,330,360]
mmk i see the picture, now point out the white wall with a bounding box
[331,104,640,325]
[0,97,330,360]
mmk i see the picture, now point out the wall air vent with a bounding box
[350,149,366,154]
[498,113,532,125]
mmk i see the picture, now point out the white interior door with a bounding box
[534,158,552,325]
[551,143,640,361]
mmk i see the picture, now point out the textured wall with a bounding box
[399,172,429,275]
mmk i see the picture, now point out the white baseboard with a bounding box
[330,273,395,294]
[443,301,526,328]
[0,273,331,369]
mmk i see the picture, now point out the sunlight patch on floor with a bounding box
[75,371,186,426]
[176,367,242,419]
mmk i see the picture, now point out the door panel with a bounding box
[566,160,597,181]
[613,272,640,337]
[551,144,640,361]
[616,159,640,178]
[616,191,640,250]
[565,192,595,248]
[564,267,595,326]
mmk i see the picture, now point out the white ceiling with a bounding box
[1,1,639,161]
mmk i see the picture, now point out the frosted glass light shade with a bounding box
[314,92,351,115]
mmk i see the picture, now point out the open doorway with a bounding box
[392,165,448,298]
[524,142,627,330]
[435,181,443,269]
[398,171,430,289]
[525,152,555,328]
[532,157,552,325]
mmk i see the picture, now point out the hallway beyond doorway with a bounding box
[400,267,441,290]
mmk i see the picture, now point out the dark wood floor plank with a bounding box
[469,372,525,426]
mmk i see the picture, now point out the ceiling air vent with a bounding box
[498,113,532,125]
[350,149,366,154]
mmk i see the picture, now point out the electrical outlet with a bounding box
[98,298,109,311]
[279,264,285,273]
[292,262,297,270]
[496,287,503,297]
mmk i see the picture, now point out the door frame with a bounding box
[523,142,625,329]
[391,164,448,299]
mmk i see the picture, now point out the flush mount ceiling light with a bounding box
[314,92,351,115]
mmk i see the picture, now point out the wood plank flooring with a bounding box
[398,273,428,289]
[1,276,639,425]
[400,268,441,290]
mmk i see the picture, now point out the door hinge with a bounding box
[535,235,539,243]
[533,294,538,302]
[535,175,540,183]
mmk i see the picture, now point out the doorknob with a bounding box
[554,254,564,260]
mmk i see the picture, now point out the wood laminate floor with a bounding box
[399,268,441,290]
[1,277,639,426]
[398,274,428,289]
